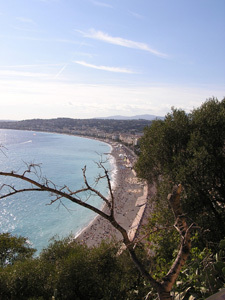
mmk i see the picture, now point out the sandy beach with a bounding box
[76,142,150,247]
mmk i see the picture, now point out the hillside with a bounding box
[0,118,152,142]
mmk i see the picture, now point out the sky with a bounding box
[0,0,224,120]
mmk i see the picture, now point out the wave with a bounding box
[20,140,32,144]
[109,154,117,190]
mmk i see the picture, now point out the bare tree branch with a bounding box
[98,161,115,217]
[0,170,110,221]
[0,187,43,199]
[82,166,111,210]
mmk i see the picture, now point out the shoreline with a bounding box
[75,142,149,247]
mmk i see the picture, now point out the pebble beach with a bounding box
[76,142,151,247]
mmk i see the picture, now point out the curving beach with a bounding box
[76,142,151,247]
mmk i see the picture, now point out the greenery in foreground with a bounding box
[0,233,224,300]
[0,97,225,299]
[135,97,225,298]
[0,234,150,300]
[136,97,225,245]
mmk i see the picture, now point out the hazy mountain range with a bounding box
[0,114,164,122]
[96,114,164,121]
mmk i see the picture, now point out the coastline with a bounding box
[75,141,149,247]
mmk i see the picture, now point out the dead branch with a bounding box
[0,170,110,221]
[0,187,43,199]
[98,161,115,217]
[82,166,111,209]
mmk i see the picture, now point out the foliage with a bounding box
[141,181,180,280]
[0,235,149,300]
[0,232,36,267]
[135,97,225,245]
[173,236,225,299]
[0,258,55,299]
[135,98,225,296]
[135,108,191,183]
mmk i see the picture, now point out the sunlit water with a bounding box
[0,129,112,253]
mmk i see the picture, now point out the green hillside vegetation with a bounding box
[0,98,224,299]
[0,234,150,300]
[135,97,225,245]
[135,97,225,297]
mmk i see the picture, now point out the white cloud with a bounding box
[74,61,136,74]
[77,29,168,58]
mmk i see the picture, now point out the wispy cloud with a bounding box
[4,35,90,46]
[0,63,63,69]
[38,0,60,3]
[11,26,41,33]
[77,29,168,58]
[0,63,67,79]
[54,63,68,78]
[128,11,145,19]
[13,17,37,33]
[74,61,136,74]
[0,70,50,78]
[73,51,95,58]
[90,0,113,8]
[1,76,223,120]
[16,17,36,25]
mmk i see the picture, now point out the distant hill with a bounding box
[97,114,164,121]
[0,117,152,139]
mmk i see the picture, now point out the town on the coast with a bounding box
[0,117,153,149]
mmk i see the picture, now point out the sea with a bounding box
[0,129,113,253]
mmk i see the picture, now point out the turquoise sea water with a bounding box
[0,129,112,253]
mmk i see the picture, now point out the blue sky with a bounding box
[0,0,224,120]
